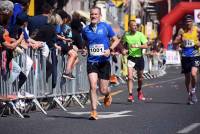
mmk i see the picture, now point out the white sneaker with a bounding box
[17,92,25,99]
[188,92,198,105]
[191,92,198,103]
[16,100,26,110]
[25,92,34,98]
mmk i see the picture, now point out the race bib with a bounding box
[89,44,104,56]
[127,60,135,68]
[183,40,195,47]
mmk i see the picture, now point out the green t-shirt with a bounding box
[123,31,148,57]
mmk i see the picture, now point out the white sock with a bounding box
[191,88,196,94]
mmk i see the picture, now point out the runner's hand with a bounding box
[122,49,128,55]
[131,44,139,48]
[103,49,110,57]
[81,49,87,56]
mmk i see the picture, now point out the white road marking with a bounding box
[177,123,200,133]
[68,110,133,119]
[143,76,184,87]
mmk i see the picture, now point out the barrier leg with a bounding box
[8,101,24,118]
[53,97,67,111]
[64,95,85,108]
[97,100,102,106]
[0,102,9,117]
[79,93,89,105]
[118,76,126,84]
[72,95,85,108]
[63,95,72,107]
[32,98,47,115]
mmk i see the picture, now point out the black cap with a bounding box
[185,15,193,23]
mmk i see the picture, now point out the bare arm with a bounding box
[57,34,73,42]
[103,36,120,57]
[109,36,120,50]
[173,34,182,45]
[3,33,24,49]
[131,43,148,49]
[81,40,87,55]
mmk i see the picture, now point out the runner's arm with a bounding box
[131,43,148,49]
[109,36,120,51]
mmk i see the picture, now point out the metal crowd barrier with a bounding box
[0,47,90,118]
[110,53,166,82]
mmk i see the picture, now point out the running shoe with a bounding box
[17,92,25,99]
[128,95,134,102]
[62,73,76,80]
[104,94,112,107]
[138,91,146,101]
[188,92,198,105]
[89,110,98,120]
[191,92,198,103]
[188,94,194,105]
[25,92,34,98]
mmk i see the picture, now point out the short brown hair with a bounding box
[128,20,136,25]
[90,6,101,15]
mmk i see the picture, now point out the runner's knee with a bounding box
[128,77,133,80]
[138,76,144,81]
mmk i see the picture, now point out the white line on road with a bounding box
[143,76,184,88]
[68,110,133,119]
[177,123,200,133]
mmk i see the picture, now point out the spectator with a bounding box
[28,3,53,35]
[53,13,78,79]
[8,0,30,37]
[0,0,14,26]
[71,12,84,49]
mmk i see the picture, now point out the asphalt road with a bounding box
[0,66,200,134]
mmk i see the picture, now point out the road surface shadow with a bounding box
[111,100,187,105]
[47,115,89,120]
[144,101,187,105]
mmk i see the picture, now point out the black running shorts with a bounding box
[127,56,144,71]
[87,61,111,80]
[181,56,200,73]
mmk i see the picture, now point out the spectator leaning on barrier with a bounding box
[0,0,14,26]
[53,13,78,80]
[57,10,72,39]
[8,0,30,38]
[173,15,200,105]
[57,10,80,53]
[0,0,24,81]
[28,3,53,35]
[122,19,148,103]
[82,6,119,120]
[71,13,84,50]
[31,13,58,90]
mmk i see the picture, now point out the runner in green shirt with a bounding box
[123,20,148,102]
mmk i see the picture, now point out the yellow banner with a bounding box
[124,14,129,31]
[28,0,34,16]
[111,0,123,7]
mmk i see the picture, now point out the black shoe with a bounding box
[62,73,76,80]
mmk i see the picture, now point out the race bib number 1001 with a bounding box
[89,44,104,56]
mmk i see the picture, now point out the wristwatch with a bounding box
[109,47,114,52]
